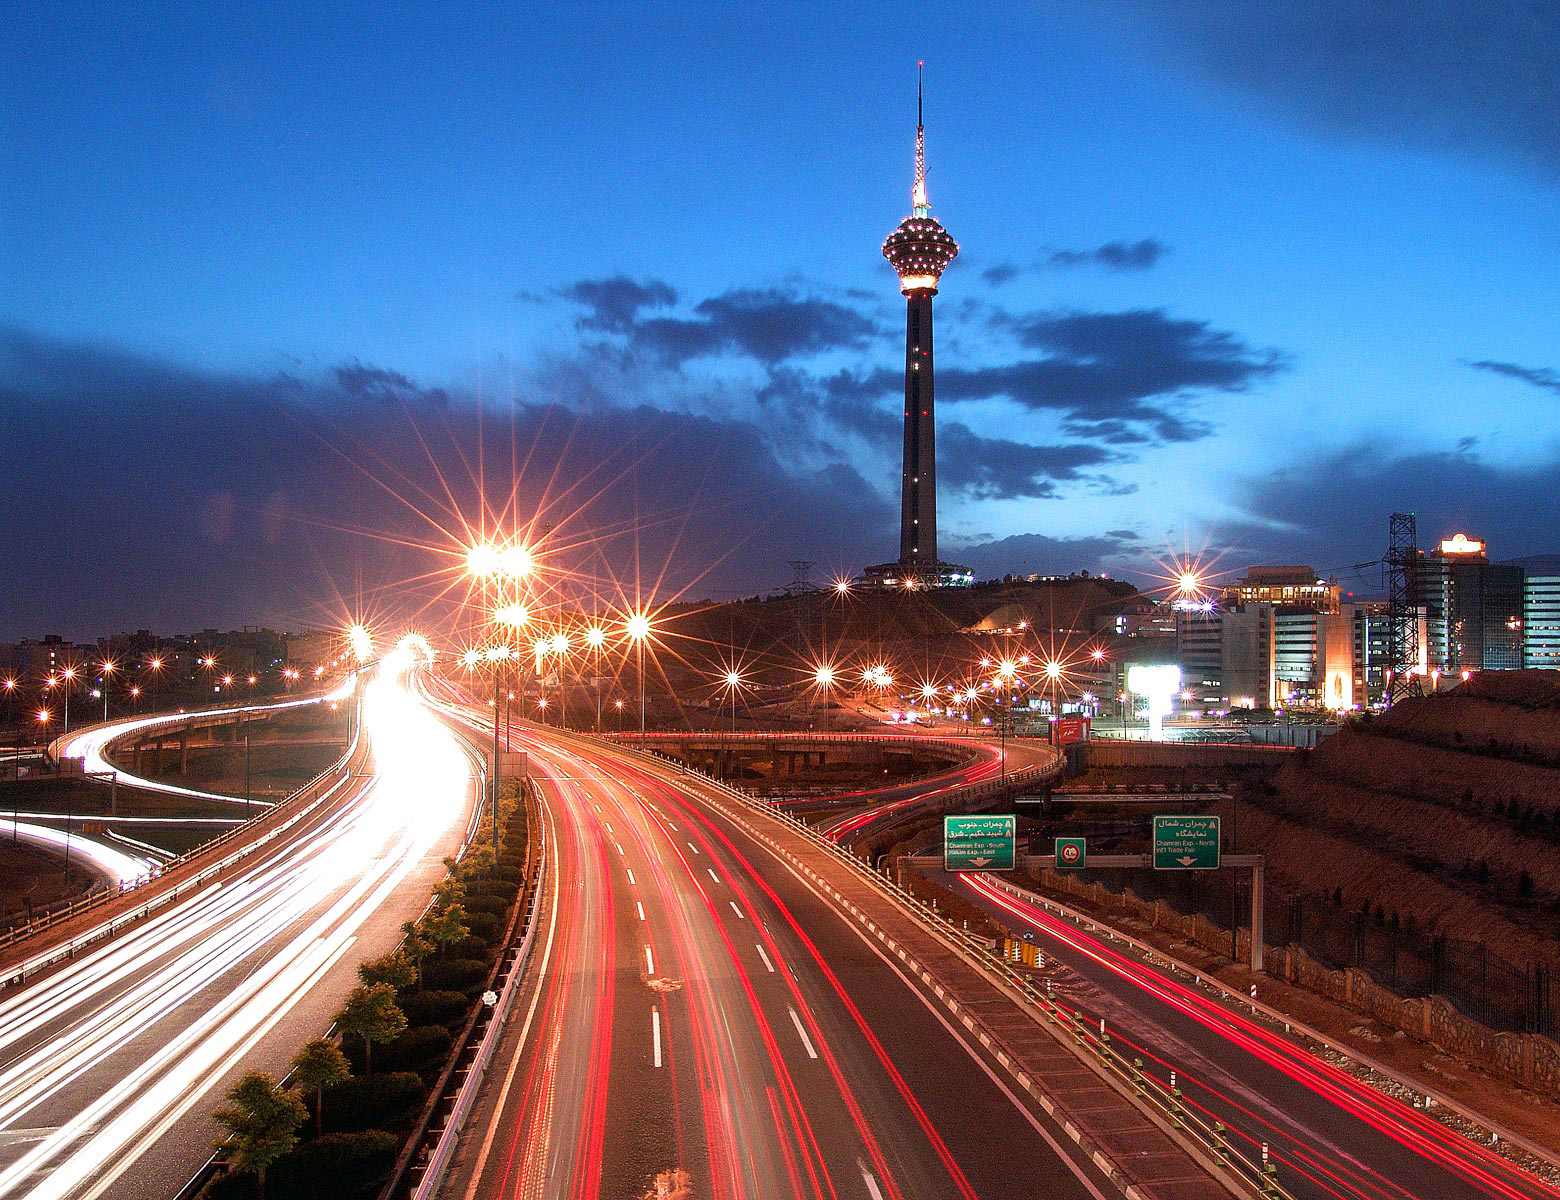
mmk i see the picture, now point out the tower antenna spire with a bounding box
[913,60,929,216]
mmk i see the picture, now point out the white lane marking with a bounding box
[729,901,745,920]
[652,1008,663,1068]
[707,867,720,884]
[755,943,775,973]
[645,945,655,976]
[687,841,699,854]
[860,1163,885,1200]
[666,821,678,831]
[626,868,636,885]
[605,822,613,834]
[637,901,646,921]
[593,804,601,813]
[787,1006,819,1059]
[616,842,626,856]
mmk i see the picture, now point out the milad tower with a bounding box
[864,65,972,589]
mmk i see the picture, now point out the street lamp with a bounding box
[624,612,652,744]
[98,660,116,721]
[549,632,571,728]
[996,659,1018,782]
[585,624,607,730]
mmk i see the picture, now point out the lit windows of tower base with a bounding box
[864,63,972,591]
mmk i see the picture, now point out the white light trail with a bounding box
[0,652,471,1200]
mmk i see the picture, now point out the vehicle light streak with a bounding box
[3,820,158,885]
[59,683,354,807]
[964,874,1557,1200]
[0,654,469,1200]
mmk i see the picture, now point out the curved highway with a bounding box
[424,683,1122,1200]
[0,652,477,1200]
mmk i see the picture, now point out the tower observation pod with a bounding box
[865,63,972,591]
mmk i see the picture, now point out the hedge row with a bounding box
[206,779,533,1200]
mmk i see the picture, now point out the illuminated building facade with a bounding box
[1220,566,1339,615]
[1525,574,1560,670]
[864,68,971,590]
[1409,533,1524,672]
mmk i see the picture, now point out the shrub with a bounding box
[375,1025,452,1074]
[420,958,489,994]
[444,934,493,961]
[320,1073,425,1133]
[397,989,470,1028]
[461,894,511,917]
[465,878,519,901]
[267,1131,398,1199]
[464,911,503,942]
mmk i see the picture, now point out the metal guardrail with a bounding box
[403,785,548,1200]
[0,685,366,976]
[980,872,1560,1183]
[604,739,1290,1200]
[603,728,1050,744]
[4,686,360,952]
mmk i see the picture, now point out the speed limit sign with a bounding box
[1055,837,1086,869]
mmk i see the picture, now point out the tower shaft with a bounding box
[900,289,937,565]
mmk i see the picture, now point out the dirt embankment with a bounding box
[1234,673,1560,968]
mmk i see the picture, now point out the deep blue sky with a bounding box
[5,2,1560,638]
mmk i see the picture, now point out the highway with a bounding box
[0,649,478,1200]
[809,737,1057,845]
[425,684,1127,1200]
[955,871,1560,1200]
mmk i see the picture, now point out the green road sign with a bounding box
[1153,815,1221,870]
[1054,837,1086,869]
[944,814,1016,871]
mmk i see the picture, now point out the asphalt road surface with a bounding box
[956,870,1560,1200]
[425,691,1120,1200]
[0,653,478,1200]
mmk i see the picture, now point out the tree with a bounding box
[335,983,406,1074]
[358,950,416,992]
[212,1071,306,1200]
[423,904,470,957]
[400,921,433,987]
[290,1038,350,1135]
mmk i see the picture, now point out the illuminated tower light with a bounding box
[867,63,971,591]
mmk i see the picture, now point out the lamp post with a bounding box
[550,632,571,729]
[470,537,534,863]
[625,612,652,745]
[99,660,116,722]
[996,659,1017,784]
[586,624,606,731]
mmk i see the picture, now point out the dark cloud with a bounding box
[1228,443,1560,573]
[937,423,1117,500]
[334,361,450,407]
[629,288,876,367]
[942,307,1281,441]
[1115,1,1560,177]
[557,277,875,368]
[1466,358,1560,394]
[558,276,678,333]
[1047,239,1168,271]
[981,239,1168,285]
[0,326,894,638]
[951,530,1145,578]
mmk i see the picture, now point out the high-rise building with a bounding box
[1521,569,1560,670]
[1409,533,1524,672]
[864,68,971,590]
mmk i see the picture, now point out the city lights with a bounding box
[494,602,530,628]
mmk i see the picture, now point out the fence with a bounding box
[1046,862,1558,1040]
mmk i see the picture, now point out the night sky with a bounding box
[5,3,1560,639]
